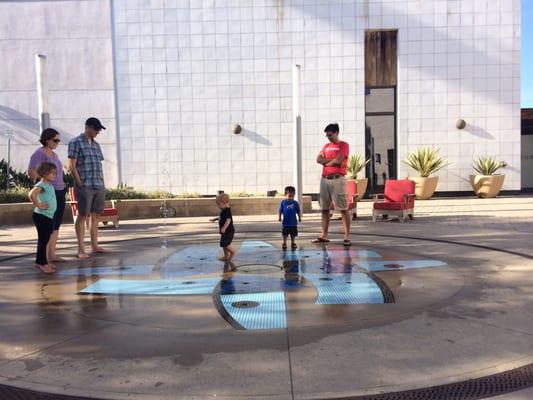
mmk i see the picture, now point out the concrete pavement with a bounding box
[1,196,533,400]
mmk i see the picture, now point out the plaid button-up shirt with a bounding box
[68,134,105,189]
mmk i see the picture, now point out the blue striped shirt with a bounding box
[68,134,105,189]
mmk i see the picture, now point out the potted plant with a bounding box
[470,156,506,198]
[346,154,370,199]
[403,147,448,200]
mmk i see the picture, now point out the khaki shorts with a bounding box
[319,176,348,211]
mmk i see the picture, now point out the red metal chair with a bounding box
[330,179,358,220]
[372,179,415,222]
[69,187,119,228]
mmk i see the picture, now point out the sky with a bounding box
[522,0,533,107]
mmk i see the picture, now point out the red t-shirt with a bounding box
[321,141,349,176]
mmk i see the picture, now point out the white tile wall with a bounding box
[1,0,519,194]
[399,0,521,190]
[0,0,118,186]
[115,0,358,193]
[112,0,520,193]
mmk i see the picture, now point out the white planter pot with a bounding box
[469,174,505,198]
[355,178,368,199]
[410,176,439,200]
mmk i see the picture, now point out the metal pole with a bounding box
[6,136,10,189]
[3,129,14,189]
[292,64,302,205]
[109,0,123,186]
[35,54,50,132]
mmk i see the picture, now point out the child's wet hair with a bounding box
[284,186,296,195]
[216,193,230,203]
[36,162,57,178]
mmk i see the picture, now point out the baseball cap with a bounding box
[85,117,106,130]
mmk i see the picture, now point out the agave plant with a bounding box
[346,154,370,179]
[403,148,448,178]
[473,156,507,175]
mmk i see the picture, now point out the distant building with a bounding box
[0,0,522,195]
[522,108,533,188]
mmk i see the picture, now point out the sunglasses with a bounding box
[52,139,61,143]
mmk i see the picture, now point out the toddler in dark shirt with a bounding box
[216,193,236,261]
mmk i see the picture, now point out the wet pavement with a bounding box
[1,197,533,400]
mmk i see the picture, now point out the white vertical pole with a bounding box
[292,64,302,204]
[109,0,123,186]
[35,54,50,132]
[3,129,14,189]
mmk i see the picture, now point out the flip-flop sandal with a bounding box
[282,244,287,250]
[291,244,298,250]
[311,237,330,243]
[343,239,352,247]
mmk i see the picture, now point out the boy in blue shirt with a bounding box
[278,186,302,250]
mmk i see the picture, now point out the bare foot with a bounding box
[91,246,108,253]
[78,252,90,259]
[218,256,228,261]
[50,256,66,262]
[34,263,55,274]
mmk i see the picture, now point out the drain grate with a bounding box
[370,273,395,303]
[336,362,533,399]
[2,362,533,399]
[0,385,94,399]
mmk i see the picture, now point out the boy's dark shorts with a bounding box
[282,226,298,238]
[220,230,234,248]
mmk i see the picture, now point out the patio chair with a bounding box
[69,187,119,228]
[372,179,415,222]
[330,179,358,220]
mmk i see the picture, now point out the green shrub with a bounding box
[0,186,31,203]
[104,185,175,200]
[0,159,74,190]
[346,154,370,179]
[105,187,150,200]
[229,191,254,197]
[473,156,507,175]
[403,148,448,177]
[148,190,174,199]
[0,159,32,189]
[174,192,202,198]
[63,171,75,187]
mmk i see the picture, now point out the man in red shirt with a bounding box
[312,123,351,246]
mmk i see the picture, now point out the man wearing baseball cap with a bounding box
[68,117,108,258]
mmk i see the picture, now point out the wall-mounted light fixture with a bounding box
[456,119,466,129]
[231,123,242,134]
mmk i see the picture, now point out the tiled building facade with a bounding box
[0,0,522,194]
